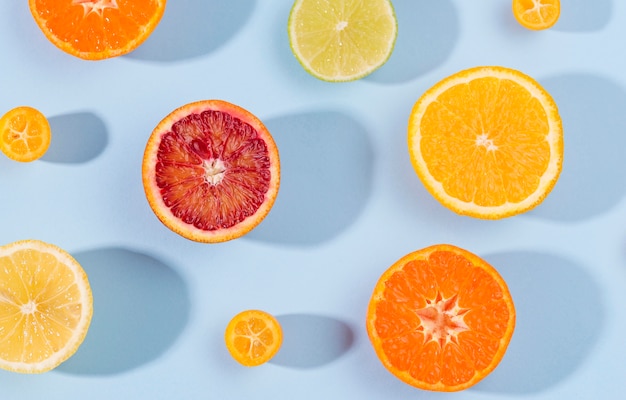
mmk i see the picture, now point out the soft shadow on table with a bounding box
[366,0,459,85]
[472,251,604,395]
[271,314,354,369]
[126,0,256,62]
[41,112,108,164]
[553,0,612,32]
[56,247,190,375]
[527,73,626,222]
[245,110,374,246]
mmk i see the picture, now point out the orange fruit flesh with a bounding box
[367,245,515,391]
[155,110,272,231]
[0,106,51,162]
[225,310,282,367]
[421,76,551,207]
[29,0,165,59]
[513,0,560,30]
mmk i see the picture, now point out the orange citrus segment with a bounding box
[0,106,51,162]
[28,0,166,60]
[142,100,280,243]
[408,66,563,219]
[512,0,560,30]
[224,310,283,367]
[366,244,515,391]
[0,240,93,374]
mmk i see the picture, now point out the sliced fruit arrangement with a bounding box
[28,0,166,60]
[0,106,51,162]
[408,66,563,219]
[512,0,560,30]
[287,0,397,82]
[366,244,515,391]
[225,309,283,367]
[142,100,280,243]
[0,240,93,374]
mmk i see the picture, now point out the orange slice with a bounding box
[224,310,283,367]
[142,100,280,243]
[408,66,563,219]
[0,106,51,162]
[512,0,560,30]
[28,0,166,60]
[366,244,515,391]
[0,240,93,374]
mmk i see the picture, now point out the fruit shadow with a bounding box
[270,314,355,369]
[366,0,459,85]
[527,73,626,222]
[472,251,604,395]
[245,110,374,246]
[126,0,256,63]
[55,247,191,376]
[552,0,612,32]
[41,111,108,164]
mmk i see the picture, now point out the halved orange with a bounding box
[408,66,563,219]
[366,244,515,391]
[0,240,93,374]
[513,0,560,30]
[224,310,283,367]
[28,0,166,60]
[142,100,280,243]
[0,106,51,162]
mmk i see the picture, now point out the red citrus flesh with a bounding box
[142,100,280,243]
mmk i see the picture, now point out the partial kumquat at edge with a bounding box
[512,0,560,30]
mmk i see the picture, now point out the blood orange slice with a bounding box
[142,100,280,243]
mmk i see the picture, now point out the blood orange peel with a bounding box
[142,100,280,243]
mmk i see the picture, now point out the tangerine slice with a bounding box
[0,106,51,162]
[28,0,166,60]
[142,100,280,243]
[0,240,93,374]
[408,66,563,219]
[224,310,283,367]
[366,244,515,391]
[512,0,560,30]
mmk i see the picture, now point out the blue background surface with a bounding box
[0,1,624,399]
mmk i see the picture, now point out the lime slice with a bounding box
[288,0,398,82]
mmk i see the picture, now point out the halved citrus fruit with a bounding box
[408,66,563,219]
[366,244,515,391]
[225,309,283,367]
[287,0,398,82]
[142,100,280,243]
[0,240,93,374]
[0,106,51,162]
[513,0,560,30]
[28,0,166,60]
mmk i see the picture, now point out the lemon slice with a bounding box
[288,0,398,82]
[0,240,93,373]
